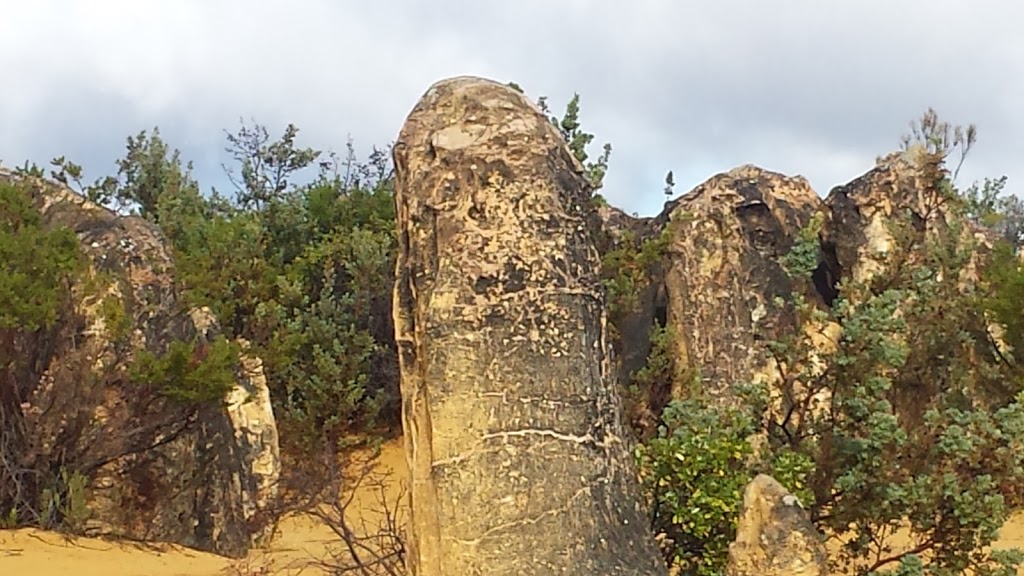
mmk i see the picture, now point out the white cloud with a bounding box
[1,0,1021,216]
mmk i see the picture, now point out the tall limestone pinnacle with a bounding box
[391,76,668,575]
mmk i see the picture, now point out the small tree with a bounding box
[222,120,321,211]
[763,127,1024,574]
[111,128,202,220]
[536,92,612,191]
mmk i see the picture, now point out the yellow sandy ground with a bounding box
[3,437,1024,576]
[0,439,410,576]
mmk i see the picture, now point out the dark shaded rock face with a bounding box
[392,76,667,575]
[727,474,828,576]
[594,203,666,390]
[0,170,278,558]
[656,165,835,401]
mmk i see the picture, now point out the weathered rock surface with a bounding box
[824,146,995,290]
[392,76,667,575]
[189,312,282,549]
[0,169,280,558]
[229,340,282,546]
[596,149,1004,428]
[726,474,828,576]
[656,165,837,401]
[824,147,939,287]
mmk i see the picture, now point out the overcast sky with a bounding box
[1,0,1020,216]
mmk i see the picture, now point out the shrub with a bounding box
[635,398,755,576]
[0,179,86,332]
[129,336,242,404]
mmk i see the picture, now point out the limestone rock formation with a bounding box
[392,76,667,575]
[824,147,994,289]
[189,311,282,548]
[656,165,837,401]
[598,152,1001,430]
[0,169,280,558]
[228,340,282,546]
[825,147,939,287]
[726,474,828,576]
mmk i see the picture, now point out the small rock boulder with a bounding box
[727,474,828,576]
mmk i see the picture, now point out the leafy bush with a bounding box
[635,398,755,576]
[0,180,86,332]
[754,135,1024,575]
[0,178,89,531]
[129,336,242,404]
[85,126,401,458]
[634,382,813,576]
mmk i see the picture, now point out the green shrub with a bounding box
[601,228,671,323]
[751,136,1024,575]
[39,468,91,532]
[635,398,755,576]
[129,336,241,404]
[99,295,132,342]
[0,180,86,332]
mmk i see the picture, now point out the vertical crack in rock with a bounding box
[392,76,667,576]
